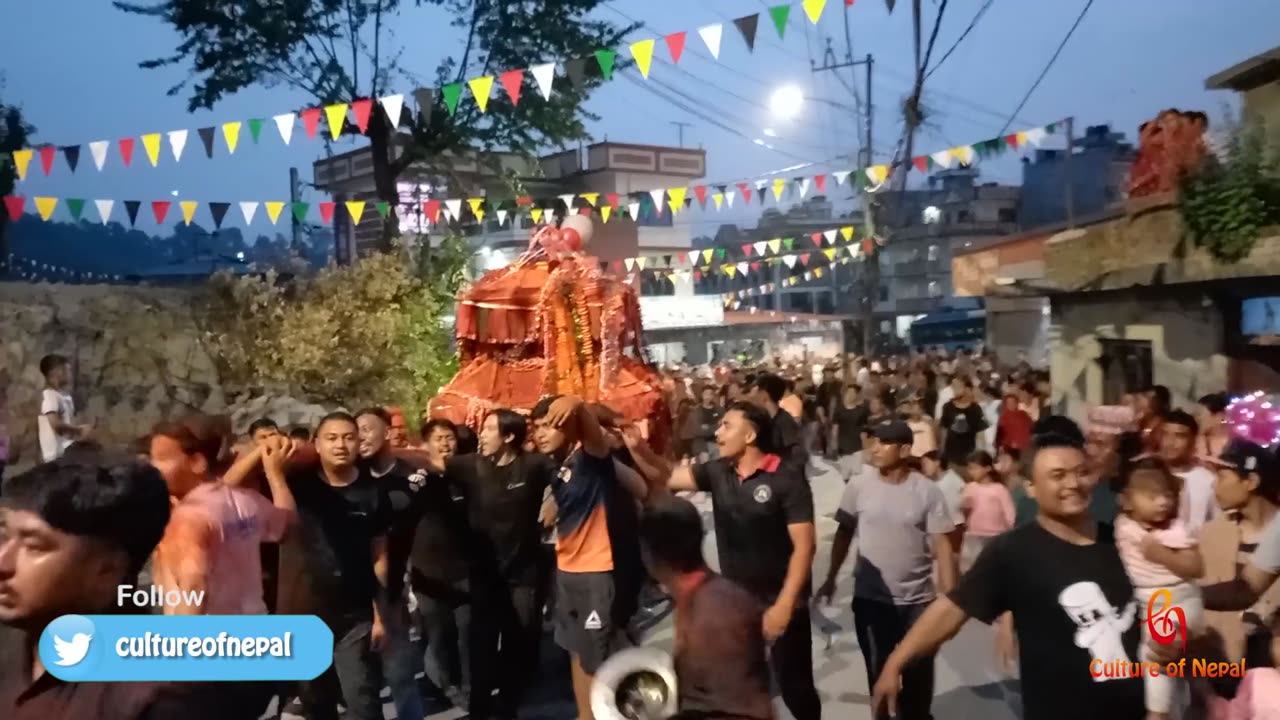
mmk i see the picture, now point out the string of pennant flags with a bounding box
[3,119,1065,230]
[605,222,865,279]
[0,253,124,283]
[12,0,874,181]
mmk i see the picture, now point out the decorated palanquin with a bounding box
[428,215,671,453]
[1127,108,1210,199]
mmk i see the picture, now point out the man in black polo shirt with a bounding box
[748,374,806,468]
[663,400,821,720]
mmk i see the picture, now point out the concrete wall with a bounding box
[1242,81,1280,157]
[1050,292,1228,422]
[986,296,1049,367]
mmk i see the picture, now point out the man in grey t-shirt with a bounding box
[816,420,957,720]
[1203,441,1280,616]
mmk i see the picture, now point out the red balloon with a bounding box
[561,228,582,252]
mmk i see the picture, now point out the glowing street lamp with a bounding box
[769,85,805,120]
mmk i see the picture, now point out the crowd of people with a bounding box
[3,347,1280,720]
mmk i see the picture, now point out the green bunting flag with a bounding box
[442,83,463,116]
[247,118,264,144]
[594,48,617,81]
[66,198,85,221]
[292,202,309,223]
[375,201,390,219]
[769,5,791,39]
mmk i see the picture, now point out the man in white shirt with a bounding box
[37,354,87,463]
[1160,409,1217,534]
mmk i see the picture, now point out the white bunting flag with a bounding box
[239,201,259,225]
[379,95,405,127]
[88,141,109,171]
[783,254,798,269]
[559,193,576,210]
[94,199,114,224]
[624,258,635,272]
[627,201,640,218]
[444,199,463,221]
[168,130,188,163]
[698,24,724,60]
[754,179,768,192]
[649,189,665,214]
[274,113,296,145]
[497,209,508,226]
[832,170,850,186]
[530,63,556,101]
[636,257,648,270]
[753,241,767,255]
[725,190,736,208]
[824,229,837,245]
[1024,127,1048,147]
[931,150,953,169]
[951,145,975,165]
[797,178,810,198]
[736,261,748,275]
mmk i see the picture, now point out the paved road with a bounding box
[285,459,1025,719]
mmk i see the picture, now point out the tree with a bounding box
[0,79,35,261]
[114,0,638,251]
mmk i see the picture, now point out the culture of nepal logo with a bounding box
[1088,589,1245,680]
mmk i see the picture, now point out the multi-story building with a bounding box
[1018,124,1135,229]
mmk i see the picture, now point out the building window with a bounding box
[998,207,1017,223]
[1097,339,1154,405]
[957,210,972,223]
[927,244,939,261]
[922,206,942,224]
[928,280,942,297]
[879,285,890,302]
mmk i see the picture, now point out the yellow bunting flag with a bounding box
[712,192,724,210]
[824,248,836,260]
[768,238,782,254]
[601,206,612,223]
[181,201,198,226]
[265,201,285,225]
[141,133,162,167]
[324,104,348,140]
[630,39,656,78]
[701,249,714,264]
[841,225,854,242]
[222,121,242,154]
[866,164,889,185]
[580,192,599,207]
[345,201,366,225]
[802,0,827,24]
[1016,131,1028,147]
[636,257,647,270]
[12,149,32,180]
[531,207,544,224]
[467,198,485,222]
[468,76,495,113]
[667,187,687,213]
[950,145,975,165]
[772,177,786,201]
[34,197,57,221]
[724,264,736,278]
[814,267,824,278]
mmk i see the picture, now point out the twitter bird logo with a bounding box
[54,631,93,666]
[40,615,98,679]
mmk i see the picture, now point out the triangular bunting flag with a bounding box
[209,202,230,229]
[292,202,309,224]
[34,197,57,221]
[123,200,141,227]
[467,198,485,222]
[119,137,136,167]
[824,229,837,245]
[649,189,665,215]
[444,198,463,222]
[594,49,616,81]
[667,187,687,213]
[468,76,495,113]
[139,133,162,167]
[149,200,171,225]
[1004,133,1020,150]
[197,127,216,158]
[931,149,952,169]
[178,200,196,225]
[755,179,768,192]
[374,201,389,219]
[413,88,434,123]
[737,183,752,204]
[496,208,509,226]
[768,5,790,39]
[62,146,80,174]
[88,141,109,171]
[912,156,929,172]
[345,200,366,225]
[240,201,259,225]
[627,201,640,218]
[841,225,854,241]
[723,264,736,278]
[665,32,687,64]
[1024,127,1048,147]
[423,200,441,224]
[624,258,635,272]
[38,146,55,176]
[499,69,524,106]
[725,190,736,208]
[865,164,889,185]
[564,58,586,87]
[322,104,347,140]
[712,192,724,210]
[600,206,612,223]
[701,249,715,264]
[12,149,32,180]
[350,100,372,133]
[832,169,850,186]
[742,244,753,256]
[736,261,748,275]
[733,14,759,51]
[442,83,463,115]
[803,0,828,23]
[168,129,188,162]
[300,108,322,139]
[94,199,113,224]
[814,174,826,193]
[530,63,555,100]
[274,113,296,145]
[772,177,786,201]
[580,192,599,207]
[692,185,707,208]
[753,241,767,255]
[265,201,285,225]
[810,232,822,247]
[559,193,576,211]
[630,39,656,78]
[379,95,405,127]
[783,254,797,269]
[531,207,544,224]
[606,192,620,208]
[636,257,647,270]
[950,145,975,165]
[799,253,811,266]
[698,24,724,59]
[824,248,837,261]
[247,117,265,143]
[318,202,335,225]
[783,238,795,251]
[221,121,241,153]
[797,177,810,198]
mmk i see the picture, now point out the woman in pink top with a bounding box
[959,450,1014,571]
[148,416,296,616]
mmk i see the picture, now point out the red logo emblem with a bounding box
[1146,588,1187,652]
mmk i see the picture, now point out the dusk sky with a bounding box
[5,0,1279,237]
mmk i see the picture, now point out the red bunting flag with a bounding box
[119,138,136,167]
[351,99,373,133]
[516,195,533,206]
[318,202,335,224]
[862,237,874,254]
[665,32,687,64]
[3,195,25,219]
[693,185,707,207]
[423,199,441,224]
[579,207,592,216]
[814,174,826,192]
[1005,134,1020,150]
[500,69,524,106]
[677,252,688,264]
[750,261,761,271]
[151,200,171,224]
[39,146,56,176]
[811,232,822,247]
[741,244,753,256]
[912,156,929,172]
[737,183,752,204]
[799,253,811,266]
[693,270,702,281]
[300,108,322,139]
[606,192,620,208]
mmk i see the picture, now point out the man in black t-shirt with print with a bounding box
[867,430,1146,720]
[284,412,393,720]
[748,374,807,469]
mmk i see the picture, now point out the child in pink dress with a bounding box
[960,450,1015,571]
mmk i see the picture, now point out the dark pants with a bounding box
[469,581,541,720]
[300,616,383,720]
[852,598,935,720]
[414,581,471,696]
[769,605,823,720]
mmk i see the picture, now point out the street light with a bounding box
[769,85,805,120]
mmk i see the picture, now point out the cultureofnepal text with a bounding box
[1090,658,1246,679]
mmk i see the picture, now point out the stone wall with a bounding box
[0,281,226,468]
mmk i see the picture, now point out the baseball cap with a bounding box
[872,419,914,446]
[1204,438,1276,478]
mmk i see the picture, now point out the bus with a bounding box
[908,308,986,352]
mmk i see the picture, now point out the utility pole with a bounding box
[669,121,692,148]
[289,167,304,251]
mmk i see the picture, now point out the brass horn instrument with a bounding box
[590,646,679,720]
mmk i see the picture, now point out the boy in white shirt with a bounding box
[37,354,88,463]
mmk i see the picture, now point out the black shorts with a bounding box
[552,570,632,673]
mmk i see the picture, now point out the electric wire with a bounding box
[997,0,1094,135]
